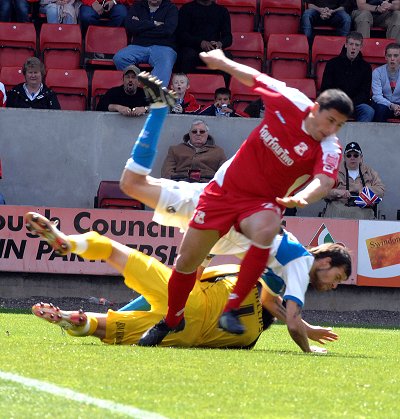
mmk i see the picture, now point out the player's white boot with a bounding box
[25,212,71,255]
[32,302,87,330]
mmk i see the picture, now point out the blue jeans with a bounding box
[0,0,29,22]
[301,9,351,44]
[40,4,74,24]
[354,103,375,122]
[114,44,177,87]
[372,101,395,122]
[79,4,127,31]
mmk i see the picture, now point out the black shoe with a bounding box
[218,310,246,335]
[138,71,177,107]
[138,318,185,347]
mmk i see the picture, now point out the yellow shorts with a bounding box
[102,250,263,348]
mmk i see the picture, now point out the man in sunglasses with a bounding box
[136,51,354,347]
[161,119,226,183]
[323,142,385,219]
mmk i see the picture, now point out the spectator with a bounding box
[371,42,400,121]
[321,31,374,122]
[170,73,200,114]
[0,0,29,22]
[96,65,149,116]
[40,0,81,24]
[79,0,129,32]
[352,0,400,43]
[6,57,61,110]
[113,0,178,87]
[199,87,243,117]
[323,142,385,219]
[176,0,232,74]
[161,119,226,182]
[301,0,351,45]
[0,81,6,107]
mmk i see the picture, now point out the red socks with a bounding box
[165,269,196,328]
[224,244,270,312]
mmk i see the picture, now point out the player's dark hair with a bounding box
[316,89,354,118]
[214,87,231,99]
[308,243,352,279]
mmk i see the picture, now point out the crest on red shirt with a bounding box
[294,142,308,156]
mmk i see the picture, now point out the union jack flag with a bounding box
[354,187,382,208]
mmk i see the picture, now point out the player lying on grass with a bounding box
[26,212,350,352]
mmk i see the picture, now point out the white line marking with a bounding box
[0,371,168,419]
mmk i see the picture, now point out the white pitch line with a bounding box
[0,371,169,419]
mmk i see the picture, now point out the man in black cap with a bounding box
[323,142,385,219]
[96,65,150,116]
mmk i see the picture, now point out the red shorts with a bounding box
[189,181,282,236]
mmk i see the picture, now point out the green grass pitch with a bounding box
[0,311,399,418]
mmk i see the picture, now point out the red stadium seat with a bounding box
[95,181,145,210]
[260,0,302,41]
[280,78,317,100]
[230,77,260,112]
[226,32,265,71]
[91,70,123,110]
[171,0,192,7]
[40,23,82,70]
[45,69,88,111]
[186,73,226,105]
[0,22,37,68]
[216,0,258,32]
[266,33,309,79]
[0,66,25,90]
[311,35,345,91]
[84,26,128,69]
[361,38,396,70]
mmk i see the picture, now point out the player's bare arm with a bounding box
[261,289,337,346]
[276,174,335,208]
[199,49,261,87]
[285,300,313,352]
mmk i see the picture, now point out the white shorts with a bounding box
[153,178,250,256]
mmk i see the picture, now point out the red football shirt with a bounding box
[213,74,342,201]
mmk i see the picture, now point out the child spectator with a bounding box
[199,87,243,117]
[0,81,6,107]
[170,73,200,114]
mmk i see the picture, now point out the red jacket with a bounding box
[81,0,133,6]
[171,92,201,114]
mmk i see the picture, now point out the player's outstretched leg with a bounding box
[25,212,70,255]
[137,317,185,347]
[32,302,98,337]
[25,212,113,261]
[125,72,177,176]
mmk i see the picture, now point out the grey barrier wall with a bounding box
[0,108,398,219]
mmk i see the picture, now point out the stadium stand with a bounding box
[40,23,82,70]
[216,0,258,32]
[230,77,261,113]
[281,77,317,100]
[226,31,265,71]
[0,66,25,91]
[266,33,309,78]
[90,69,123,110]
[362,38,396,70]
[45,68,88,111]
[94,181,145,210]
[311,35,345,91]
[260,0,302,41]
[186,73,226,106]
[84,26,128,70]
[0,22,37,69]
